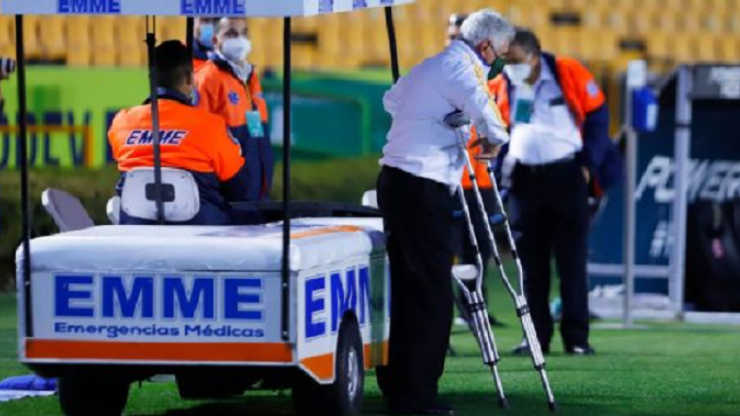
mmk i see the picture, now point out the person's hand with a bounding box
[471,138,500,160]
[582,167,591,184]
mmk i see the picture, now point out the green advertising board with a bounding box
[0,68,393,169]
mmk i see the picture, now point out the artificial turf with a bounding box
[0,270,739,416]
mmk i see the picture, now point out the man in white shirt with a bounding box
[490,28,621,356]
[376,9,513,416]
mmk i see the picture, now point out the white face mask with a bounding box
[221,37,252,63]
[505,63,533,85]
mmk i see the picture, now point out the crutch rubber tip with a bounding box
[499,398,510,409]
[548,401,557,412]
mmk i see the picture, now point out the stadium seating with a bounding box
[3,0,740,75]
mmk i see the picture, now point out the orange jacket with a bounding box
[108,89,250,224]
[193,57,208,74]
[108,91,243,181]
[195,58,272,201]
[196,60,268,126]
[461,126,493,190]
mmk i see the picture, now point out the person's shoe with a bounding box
[388,401,455,416]
[488,314,506,327]
[510,340,549,356]
[565,344,596,356]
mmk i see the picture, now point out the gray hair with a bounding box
[460,9,515,51]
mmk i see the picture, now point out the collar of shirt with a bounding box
[143,88,192,107]
[209,51,253,83]
[452,40,491,72]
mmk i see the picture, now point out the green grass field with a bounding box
[1,271,739,416]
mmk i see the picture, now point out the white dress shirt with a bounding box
[380,40,510,192]
[508,60,582,166]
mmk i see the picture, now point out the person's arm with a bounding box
[566,57,616,186]
[444,60,509,147]
[248,70,269,123]
[383,77,406,118]
[195,70,218,115]
[210,119,252,202]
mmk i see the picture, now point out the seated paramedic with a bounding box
[108,40,250,225]
[193,17,219,73]
[196,17,273,202]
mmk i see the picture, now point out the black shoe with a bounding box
[488,314,506,327]
[388,402,455,416]
[510,340,549,356]
[565,344,596,356]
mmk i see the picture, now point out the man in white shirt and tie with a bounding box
[376,9,513,416]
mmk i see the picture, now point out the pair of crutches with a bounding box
[445,112,557,412]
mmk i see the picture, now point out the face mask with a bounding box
[489,56,506,80]
[221,37,252,63]
[198,23,214,49]
[504,63,533,85]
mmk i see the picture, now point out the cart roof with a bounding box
[0,0,414,17]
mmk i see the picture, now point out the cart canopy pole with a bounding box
[145,17,165,225]
[384,7,400,83]
[15,15,33,338]
[186,17,195,56]
[281,16,292,341]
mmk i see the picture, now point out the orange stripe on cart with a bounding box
[300,353,335,381]
[25,340,293,362]
[291,226,364,240]
[300,341,389,382]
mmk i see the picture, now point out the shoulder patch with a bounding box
[586,81,600,97]
[228,91,240,105]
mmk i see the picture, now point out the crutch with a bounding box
[444,111,557,412]
[445,114,508,409]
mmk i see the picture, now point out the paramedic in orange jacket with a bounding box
[193,17,219,73]
[109,40,250,225]
[490,29,623,356]
[196,17,273,202]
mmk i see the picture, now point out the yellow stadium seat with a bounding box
[717,38,740,61]
[647,33,672,60]
[701,13,724,34]
[38,17,66,61]
[582,8,607,29]
[0,16,14,58]
[90,16,117,66]
[118,17,146,67]
[694,35,717,62]
[66,16,91,66]
[163,17,186,43]
[20,16,41,60]
[725,14,740,34]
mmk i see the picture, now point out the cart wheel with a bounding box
[293,319,364,416]
[59,370,129,416]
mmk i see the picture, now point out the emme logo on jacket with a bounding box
[124,130,189,146]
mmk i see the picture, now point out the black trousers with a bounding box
[377,166,456,405]
[508,158,590,349]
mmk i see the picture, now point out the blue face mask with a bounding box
[198,23,214,49]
